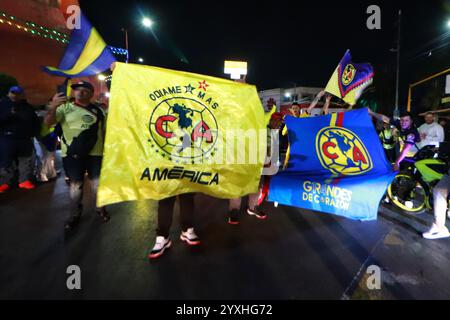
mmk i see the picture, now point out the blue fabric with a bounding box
[268,108,395,221]
[337,50,374,98]
[43,12,116,78]
[58,13,93,70]
[44,47,116,78]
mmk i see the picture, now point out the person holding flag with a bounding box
[45,81,109,230]
[369,110,420,171]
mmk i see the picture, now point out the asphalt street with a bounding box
[1,172,450,300]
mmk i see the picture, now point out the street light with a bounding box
[138,57,144,63]
[142,17,153,28]
[123,16,154,63]
[97,74,106,93]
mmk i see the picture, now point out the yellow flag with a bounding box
[97,63,266,207]
[324,50,374,106]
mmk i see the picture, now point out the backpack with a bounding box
[62,105,105,159]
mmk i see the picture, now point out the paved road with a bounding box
[1,175,450,300]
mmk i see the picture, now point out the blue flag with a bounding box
[43,12,116,78]
[268,108,396,221]
[324,50,374,106]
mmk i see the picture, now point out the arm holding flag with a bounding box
[368,109,390,124]
[306,90,325,114]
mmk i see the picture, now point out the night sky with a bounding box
[80,0,450,106]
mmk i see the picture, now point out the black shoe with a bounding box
[64,214,81,230]
[228,209,240,225]
[247,206,267,220]
[96,207,110,223]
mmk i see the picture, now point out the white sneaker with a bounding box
[148,236,171,259]
[180,228,200,246]
[423,225,450,240]
[405,201,414,209]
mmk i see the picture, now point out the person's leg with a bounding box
[16,139,35,188]
[86,156,109,222]
[63,156,85,228]
[0,138,14,191]
[248,192,259,210]
[179,193,200,245]
[423,175,450,239]
[433,175,450,229]
[156,196,176,238]
[228,198,242,225]
[149,196,175,259]
[247,191,268,220]
[247,177,268,219]
[179,193,194,232]
[40,143,56,181]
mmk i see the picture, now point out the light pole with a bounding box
[98,74,106,93]
[394,9,401,119]
[123,17,153,63]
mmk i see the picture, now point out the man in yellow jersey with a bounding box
[45,81,110,231]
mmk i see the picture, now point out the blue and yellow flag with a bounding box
[43,12,116,78]
[268,109,396,221]
[97,63,266,207]
[324,50,374,106]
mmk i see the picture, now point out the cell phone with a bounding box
[57,84,67,97]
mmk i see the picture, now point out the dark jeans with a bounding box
[157,193,195,238]
[383,148,396,164]
[0,137,34,185]
[62,156,103,218]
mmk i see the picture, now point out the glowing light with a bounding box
[142,17,153,28]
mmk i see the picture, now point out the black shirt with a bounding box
[390,119,421,157]
[0,97,40,139]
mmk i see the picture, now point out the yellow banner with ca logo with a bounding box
[97,63,266,207]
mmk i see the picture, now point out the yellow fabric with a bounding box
[97,63,266,207]
[324,65,371,106]
[330,113,338,127]
[40,123,54,138]
[46,28,106,76]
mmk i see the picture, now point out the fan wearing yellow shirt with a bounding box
[45,81,110,231]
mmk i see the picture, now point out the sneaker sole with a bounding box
[423,233,450,240]
[180,235,201,246]
[247,209,268,220]
[148,240,172,259]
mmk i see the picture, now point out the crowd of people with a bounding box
[1,80,449,260]
[372,109,449,240]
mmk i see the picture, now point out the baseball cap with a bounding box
[9,86,24,94]
[71,81,94,92]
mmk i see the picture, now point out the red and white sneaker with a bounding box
[180,228,201,246]
[148,236,172,259]
[0,184,10,193]
[18,180,36,190]
[247,207,267,220]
